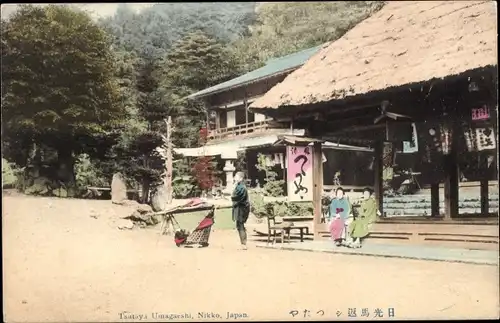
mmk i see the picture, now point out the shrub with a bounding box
[2,158,22,189]
[248,189,314,219]
[255,153,285,197]
[74,154,110,190]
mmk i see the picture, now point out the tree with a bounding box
[1,5,126,195]
[99,3,257,58]
[191,127,218,194]
[159,31,241,148]
[157,31,241,194]
[135,54,167,130]
[231,1,385,72]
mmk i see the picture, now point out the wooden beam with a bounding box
[374,141,384,218]
[312,141,323,240]
[431,183,440,217]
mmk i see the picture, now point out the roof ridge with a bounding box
[265,43,327,65]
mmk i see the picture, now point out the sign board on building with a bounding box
[471,105,490,121]
[286,146,314,202]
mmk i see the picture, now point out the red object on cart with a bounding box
[170,199,216,247]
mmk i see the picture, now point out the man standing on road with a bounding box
[231,172,250,250]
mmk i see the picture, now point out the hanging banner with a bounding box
[471,105,490,121]
[382,141,395,181]
[475,127,496,151]
[287,146,314,202]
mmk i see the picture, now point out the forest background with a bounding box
[1,2,385,201]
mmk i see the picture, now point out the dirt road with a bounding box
[3,195,499,321]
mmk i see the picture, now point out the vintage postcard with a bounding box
[2,1,498,322]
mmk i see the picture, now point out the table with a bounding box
[280,216,312,241]
[282,216,314,223]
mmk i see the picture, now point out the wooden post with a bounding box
[480,153,489,217]
[312,142,323,240]
[165,116,173,204]
[373,141,384,218]
[215,110,221,130]
[443,152,459,220]
[244,96,249,132]
[430,183,440,217]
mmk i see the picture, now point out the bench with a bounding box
[266,216,308,246]
[85,186,140,200]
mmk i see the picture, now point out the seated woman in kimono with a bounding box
[348,188,379,248]
[328,187,353,247]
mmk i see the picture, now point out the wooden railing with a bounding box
[208,120,272,141]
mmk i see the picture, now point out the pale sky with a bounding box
[1,3,156,20]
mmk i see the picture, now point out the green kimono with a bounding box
[349,197,378,239]
[231,182,250,223]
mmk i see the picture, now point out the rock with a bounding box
[117,219,134,230]
[151,185,168,212]
[25,176,51,195]
[122,210,149,225]
[52,187,68,198]
[137,204,153,214]
[89,210,99,219]
[111,173,127,205]
[120,199,140,208]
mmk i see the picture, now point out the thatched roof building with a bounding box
[250,1,497,114]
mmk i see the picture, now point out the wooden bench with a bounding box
[85,186,140,199]
[266,216,308,246]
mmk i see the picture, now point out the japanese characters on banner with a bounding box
[463,105,496,152]
[475,127,496,151]
[471,105,490,121]
[382,141,395,181]
[287,146,314,202]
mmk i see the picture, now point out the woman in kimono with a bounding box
[328,187,352,246]
[348,188,379,248]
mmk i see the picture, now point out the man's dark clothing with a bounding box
[231,182,250,245]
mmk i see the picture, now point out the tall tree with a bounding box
[99,3,257,58]
[159,31,241,148]
[1,5,125,194]
[135,54,167,130]
[158,31,241,194]
[232,1,385,72]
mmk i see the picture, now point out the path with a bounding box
[3,195,499,321]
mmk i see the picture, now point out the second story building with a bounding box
[187,44,325,144]
[175,43,375,196]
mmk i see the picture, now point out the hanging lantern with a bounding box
[462,125,476,152]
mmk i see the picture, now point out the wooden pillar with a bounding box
[373,141,384,218]
[443,152,459,220]
[430,183,440,217]
[480,153,489,217]
[215,110,221,130]
[312,142,323,240]
[244,96,249,129]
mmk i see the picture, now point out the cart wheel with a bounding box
[176,243,181,247]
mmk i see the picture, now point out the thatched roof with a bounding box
[250,1,497,111]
